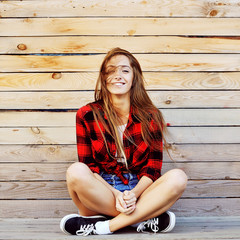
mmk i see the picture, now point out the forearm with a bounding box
[131,176,153,198]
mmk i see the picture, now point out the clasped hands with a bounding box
[115,190,137,215]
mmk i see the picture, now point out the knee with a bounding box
[66,162,92,186]
[167,169,188,195]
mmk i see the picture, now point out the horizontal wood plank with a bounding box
[0,163,71,181]
[2,0,240,17]
[167,127,240,144]
[1,18,240,36]
[163,162,240,180]
[0,181,69,200]
[0,127,76,145]
[183,180,240,198]
[1,198,239,217]
[0,111,76,127]
[1,217,240,240]
[171,198,240,217]
[1,109,240,127]
[0,127,240,144]
[162,109,240,126]
[0,199,77,218]
[0,144,239,163]
[1,54,240,72]
[1,72,240,91]
[1,180,239,199]
[165,144,240,162]
[0,91,239,109]
[0,145,77,163]
[2,36,240,54]
[1,162,239,181]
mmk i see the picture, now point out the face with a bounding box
[104,55,133,98]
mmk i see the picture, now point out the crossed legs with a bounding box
[66,162,187,232]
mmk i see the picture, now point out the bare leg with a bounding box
[109,169,188,232]
[66,162,119,216]
[67,163,187,233]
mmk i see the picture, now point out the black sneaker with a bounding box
[60,214,107,236]
[137,211,176,233]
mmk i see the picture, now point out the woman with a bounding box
[60,48,187,236]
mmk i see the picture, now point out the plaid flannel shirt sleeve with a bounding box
[76,110,100,174]
[138,120,163,182]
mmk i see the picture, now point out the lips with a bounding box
[112,82,125,86]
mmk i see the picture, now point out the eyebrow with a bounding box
[106,65,131,68]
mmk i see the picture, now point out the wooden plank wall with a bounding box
[0,0,240,218]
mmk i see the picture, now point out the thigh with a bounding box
[67,162,119,216]
[139,168,187,198]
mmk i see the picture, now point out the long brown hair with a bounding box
[90,48,169,167]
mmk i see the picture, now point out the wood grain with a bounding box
[0,145,77,163]
[1,217,240,240]
[0,109,239,127]
[0,127,76,144]
[2,0,240,17]
[1,180,239,199]
[1,72,240,91]
[1,198,239,217]
[0,144,239,163]
[162,162,240,180]
[1,54,240,72]
[165,144,240,162]
[1,18,240,36]
[0,127,240,144]
[1,162,239,181]
[1,0,240,220]
[2,36,240,54]
[0,91,240,109]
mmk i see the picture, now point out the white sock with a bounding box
[95,220,113,235]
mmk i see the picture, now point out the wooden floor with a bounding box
[0,217,239,240]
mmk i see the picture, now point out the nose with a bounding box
[113,68,122,80]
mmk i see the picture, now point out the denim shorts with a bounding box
[100,172,139,192]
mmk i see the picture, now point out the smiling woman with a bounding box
[60,48,187,236]
[105,56,133,97]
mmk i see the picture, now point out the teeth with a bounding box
[114,83,124,85]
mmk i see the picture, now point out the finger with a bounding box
[124,196,137,205]
[125,200,136,208]
[116,195,127,211]
[123,191,135,201]
[124,202,136,208]
[116,200,127,212]
[118,196,127,209]
[124,205,136,215]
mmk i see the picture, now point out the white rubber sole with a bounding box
[160,211,176,233]
[60,214,80,235]
[60,214,107,235]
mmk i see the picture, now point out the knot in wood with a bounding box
[31,127,40,134]
[165,100,172,105]
[209,9,218,17]
[52,73,62,80]
[17,44,27,51]
[48,147,56,153]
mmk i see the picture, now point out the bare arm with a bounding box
[122,176,153,215]
[131,176,153,198]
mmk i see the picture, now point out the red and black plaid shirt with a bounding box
[76,101,163,185]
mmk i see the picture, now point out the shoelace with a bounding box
[76,224,96,236]
[137,218,159,233]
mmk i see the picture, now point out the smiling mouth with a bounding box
[112,82,125,86]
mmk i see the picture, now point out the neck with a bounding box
[111,94,130,123]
